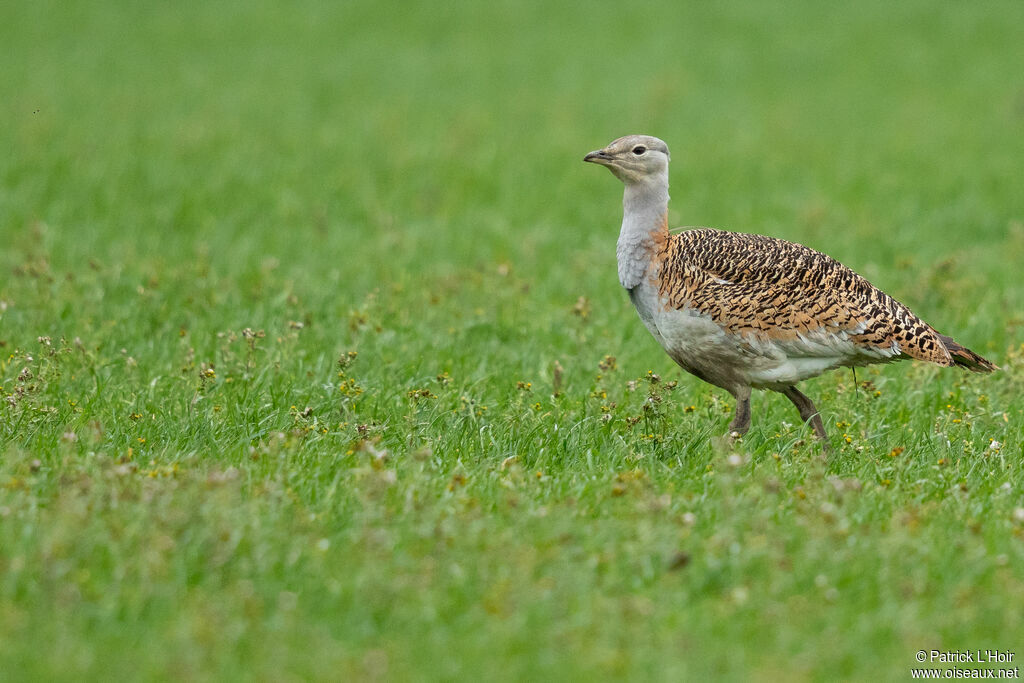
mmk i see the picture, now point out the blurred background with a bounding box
[5,1,1023,300]
[5,0,1024,424]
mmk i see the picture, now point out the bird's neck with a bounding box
[617,180,669,289]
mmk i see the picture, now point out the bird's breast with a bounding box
[628,281,735,360]
[627,280,850,390]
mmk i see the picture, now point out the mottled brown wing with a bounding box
[657,229,953,365]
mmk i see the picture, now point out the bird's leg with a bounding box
[728,388,751,438]
[780,386,830,451]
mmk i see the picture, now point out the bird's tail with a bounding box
[937,334,998,373]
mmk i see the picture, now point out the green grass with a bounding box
[2,0,1024,680]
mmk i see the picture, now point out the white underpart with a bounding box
[617,168,900,395]
[631,284,897,391]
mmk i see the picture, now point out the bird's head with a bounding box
[583,135,670,186]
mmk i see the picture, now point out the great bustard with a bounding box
[584,134,996,449]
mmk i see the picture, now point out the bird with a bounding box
[584,134,996,450]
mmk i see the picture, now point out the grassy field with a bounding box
[2,0,1024,680]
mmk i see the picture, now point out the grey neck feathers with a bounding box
[616,179,669,289]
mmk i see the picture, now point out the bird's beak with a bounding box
[583,149,613,165]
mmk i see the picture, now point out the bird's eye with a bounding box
[632,145,647,155]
